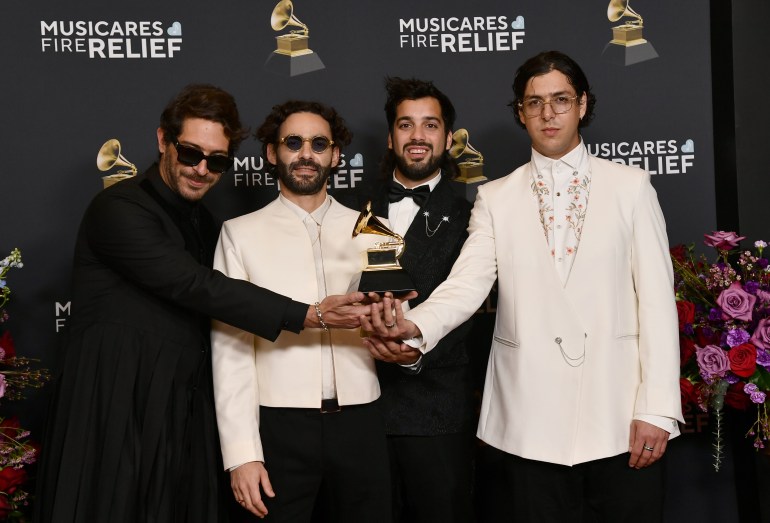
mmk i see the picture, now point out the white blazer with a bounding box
[407,154,684,466]
[211,197,381,469]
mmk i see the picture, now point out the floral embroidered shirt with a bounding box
[530,141,591,283]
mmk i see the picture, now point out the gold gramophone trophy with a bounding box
[351,201,415,296]
[601,0,658,65]
[264,0,325,76]
[97,139,137,189]
[449,129,487,184]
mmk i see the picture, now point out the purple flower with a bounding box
[704,231,746,250]
[726,328,751,347]
[756,348,770,369]
[744,383,759,394]
[709,308,724,321]
[696,344,730,379]
[0,373,5,399]
[750,318,770,350]
[717,282,757,322]
[758,289,770,303]
[750,391,767,404]
[725,373,740,384]
[745,281,760,294]
[758,258,769,269]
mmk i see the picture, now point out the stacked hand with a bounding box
[304,291,383,330]
[360,294,422,365]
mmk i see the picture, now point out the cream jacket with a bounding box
[407,155,685,466]
[211,197,380,469]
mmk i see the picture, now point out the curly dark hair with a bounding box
[255,100,352,164]
[379,77,459,180]
[158,84,249,156]
[508,51,597,129]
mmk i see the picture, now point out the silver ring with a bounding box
[643,444,654,451]
[385,322,396,328]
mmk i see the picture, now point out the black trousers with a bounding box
[388,432,475,523]
[256,403,392,523]
[499,452,666,523]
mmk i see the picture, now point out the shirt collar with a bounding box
[279,194,332,225]
[531,138,586,173]
[391,170,442,192]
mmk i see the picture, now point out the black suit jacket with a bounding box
[370,175,475,436]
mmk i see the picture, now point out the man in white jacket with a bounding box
[212,100,416,522]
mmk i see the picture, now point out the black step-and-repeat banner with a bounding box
[1,0,737,520]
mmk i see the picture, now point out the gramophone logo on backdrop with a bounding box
[96,139,137,188]
[264,0,325,76]
[40,20,183,58]
[232,153,365,190]
[398,14,525,53]
[449,128,487,184]
[600,0,658,65]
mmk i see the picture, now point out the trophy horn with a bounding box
[449,129,484,165]
[353,202,405,259]
[97,139,137,175]
[607,0,643,25]
[271,0,309,35]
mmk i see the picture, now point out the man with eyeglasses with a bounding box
[35,85,373,523]
[364,51,683,522]
[211,100,409,522]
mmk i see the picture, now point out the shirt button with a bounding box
[557,225,562,229]
[573,171,578,176]
[556,192,561,197]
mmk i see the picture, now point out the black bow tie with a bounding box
[388,183,430,207]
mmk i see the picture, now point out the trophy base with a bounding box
[264,50,325,77]
[358,269,415,296]
[451,176,488,204]
[456,163,488,184]
[102,173,134,189]
[602,40,658,66]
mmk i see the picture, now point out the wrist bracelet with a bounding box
[313,302,329,332]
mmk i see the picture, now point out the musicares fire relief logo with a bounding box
[587,138,695,175]
[231,152,366,190]
[40,20,183,58]
[398,14,526,53]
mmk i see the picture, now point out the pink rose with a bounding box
[717,282,756,322]
[704,231,746,250]
[750,317,770,350]
[0,374,5,400]
[696,344,730,379]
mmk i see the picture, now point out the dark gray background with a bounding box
[2,0,763,520]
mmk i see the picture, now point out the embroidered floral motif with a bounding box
[531,163,591,260]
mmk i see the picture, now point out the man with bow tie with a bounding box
[362,77,476,523]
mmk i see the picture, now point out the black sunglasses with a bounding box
[173,142,233,174]
[279,135,335,154]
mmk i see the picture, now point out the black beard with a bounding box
[276,159,331,195]
[393,144,443,182]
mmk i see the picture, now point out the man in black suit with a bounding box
[362,77,475,523]
[35,84,373,523]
